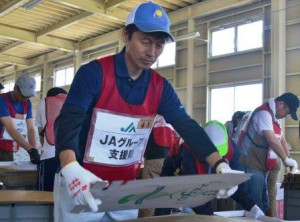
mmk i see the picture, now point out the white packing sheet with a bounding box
[72,173,251,213]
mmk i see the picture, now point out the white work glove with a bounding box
[61,161,108,212]
[245,205,265,219]
[216,162,244,199]
[283,157,298,172]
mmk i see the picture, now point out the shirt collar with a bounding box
[268,98,280,124]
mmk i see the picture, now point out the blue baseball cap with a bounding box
[15,74,36,97]
[125,2,174,42]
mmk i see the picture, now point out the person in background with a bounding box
[229,110,282,217]
[54,2,239,221]
[0,74,40,164]
[237,92,299,213]
[36,87,67,191]
[154,120,263,220]
[231,111,252,145]
[225,111,246,138]
[138,115,180,218]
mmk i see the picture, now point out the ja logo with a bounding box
[120,122,136,133]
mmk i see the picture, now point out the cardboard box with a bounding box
[123,214,257,222]
[0,162,37,189]
[281,173,300,220]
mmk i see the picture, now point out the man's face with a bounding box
[124,30,166,72]
[276,101,290,119]
[13,86,30,102]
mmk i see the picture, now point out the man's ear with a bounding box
[122,28,129,44]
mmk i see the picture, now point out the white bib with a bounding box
[84,109,155,166]
[2,118,27,140]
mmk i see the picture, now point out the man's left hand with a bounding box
[216,162,244,199]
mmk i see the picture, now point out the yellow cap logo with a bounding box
[154,9,163,19]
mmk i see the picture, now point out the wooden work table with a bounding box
[0,190,53,203]
[0,190,54,221]
[0,161,38,189]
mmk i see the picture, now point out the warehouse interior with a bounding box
[0,0,300,221]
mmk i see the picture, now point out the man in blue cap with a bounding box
[54,2,239,221]
[0,74,40,164]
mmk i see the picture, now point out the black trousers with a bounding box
[154,147,213,216]
[38,157,60,191]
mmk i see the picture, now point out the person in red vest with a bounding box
[154,120,264,219]
[238,93,299,213]
[36,87,67,191]
[54,2,239,221]
[0,74,40,164]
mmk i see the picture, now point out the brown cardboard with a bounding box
[123,214,257,222]
[0,190,53,204]
[0,162,38,188]
[0,168,37,188]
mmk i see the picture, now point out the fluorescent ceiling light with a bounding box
[23,0,44,10]
[175,32,200,42]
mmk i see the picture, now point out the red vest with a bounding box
[152,115,180,156]
[256,103,281,170]
[0,93,28,152]
[238,103,281,170]
[83,56,163,182]
[182,139,235,175]
[45,94,67,145]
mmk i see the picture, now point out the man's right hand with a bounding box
[61,161,108,212]
[283,157,298,171]
[245,205,265,219]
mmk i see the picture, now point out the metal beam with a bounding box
[0,0,26,17]
[30,50,71,65]
[169,0,254,24]
[0,42,24,53]
[0,54,29,66]
[0,24,75,51]
[37,11,93,36]
[79,29,121,50]
[105,0,126,8]
[0,50,72,76]
[54,0,128,22]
